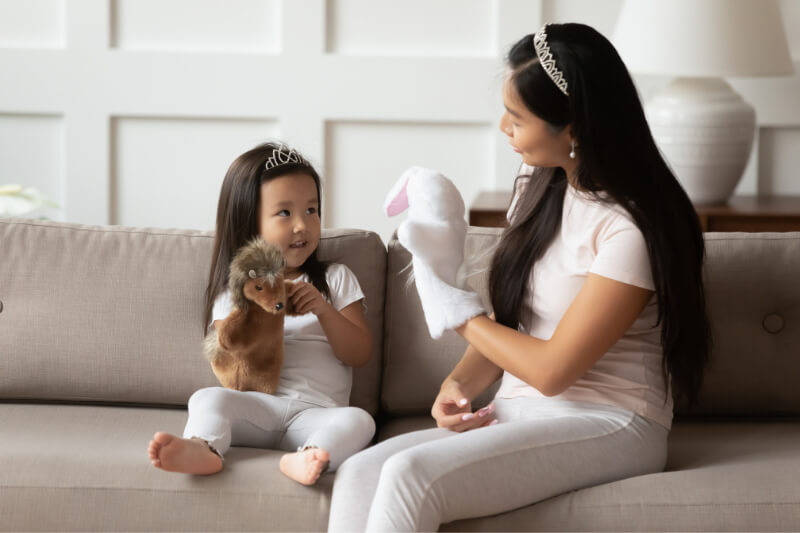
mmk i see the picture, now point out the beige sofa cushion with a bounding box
[382,229,800,417]
[677,232,800,415]
[1,403,332,532]
[0,219,385,414]
[381,227,502,414]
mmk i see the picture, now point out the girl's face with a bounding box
[258,173,321,277]
[499,76,574,171]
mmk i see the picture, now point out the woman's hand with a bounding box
[287,281,332,316]
[431,380,496,432]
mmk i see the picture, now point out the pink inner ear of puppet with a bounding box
[383,176,410,217]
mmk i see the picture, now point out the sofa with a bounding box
[1,216,799,532]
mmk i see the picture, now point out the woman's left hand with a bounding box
[432,380,497,432]
[288,281,332,316]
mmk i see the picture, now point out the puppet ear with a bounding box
[383,171,410,217]
[249,269,257,279]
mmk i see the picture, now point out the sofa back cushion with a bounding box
[677,232,800,416]
[0,219,385,414]
[382,229,800,418]
[382,227,502,414]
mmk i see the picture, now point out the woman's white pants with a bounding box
[328,398,668,532]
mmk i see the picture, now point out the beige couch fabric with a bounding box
[0,221,217,405]
[677,233,800,416]
[3,404,331,532]
[2,217,799,532]
[0,220,385,415]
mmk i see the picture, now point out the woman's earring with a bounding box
[569,140,577,160]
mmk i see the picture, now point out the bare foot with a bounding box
[279,448,330,485]
[148,432,223,475]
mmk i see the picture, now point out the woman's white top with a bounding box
[212,262,365,408]
[495,174,673,429]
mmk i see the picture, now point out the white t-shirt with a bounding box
[212,262,365,408]
[495,172,673,429]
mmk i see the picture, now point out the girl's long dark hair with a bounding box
[490,24,711,405]
[203,142,329,333]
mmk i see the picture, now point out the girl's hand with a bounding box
[288,281,332,316]
[431,381,497,432]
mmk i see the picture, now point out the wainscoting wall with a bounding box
[1,0,797,244]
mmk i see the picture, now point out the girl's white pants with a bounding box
[328,397,668,532]
[182,386,375,471]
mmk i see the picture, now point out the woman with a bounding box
[328,23,710,532]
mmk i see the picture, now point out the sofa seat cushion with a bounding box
[379,417,800,532]
[1,404,331,532]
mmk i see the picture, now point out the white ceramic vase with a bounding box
[646,77,755,205]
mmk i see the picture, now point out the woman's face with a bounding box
[499,76,574,170]
[258,173,321,277]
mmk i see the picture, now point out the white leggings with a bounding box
[182,387,375,471]
[328,398,668,532]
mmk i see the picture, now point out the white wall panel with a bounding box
[542,0,623,39]
[112,117,279,230]
[326,0,495,56]
[758,127,800,194]
[325,121,493,243]
[111,0,280,53]
[1,0,798,232]
[0,114,64,220]
[0,0,64,48]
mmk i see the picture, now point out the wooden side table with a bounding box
[694,196,800,232]
[468,191,800,232]
[468,191,514,228]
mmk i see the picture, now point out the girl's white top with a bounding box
[495,172,673,429]
[212,263,365,408]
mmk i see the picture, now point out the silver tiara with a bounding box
[265,144,303,171]
[533,25,569,96]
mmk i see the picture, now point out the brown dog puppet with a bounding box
[203,238,296,394]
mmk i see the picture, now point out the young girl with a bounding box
[328,23,711,531]
[148,142,375,485]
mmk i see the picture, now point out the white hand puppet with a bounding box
[384,166,485,339]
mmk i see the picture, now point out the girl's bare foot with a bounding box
[148,432,222,475]
[279,448,330,485]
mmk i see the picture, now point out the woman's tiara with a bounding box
[265,144,303,171]
[533,25,569,96]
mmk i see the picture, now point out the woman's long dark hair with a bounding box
[490,24,711,405]
[203,142,329,333]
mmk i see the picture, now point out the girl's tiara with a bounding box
[265,144,303,171]
[533,25,569,96]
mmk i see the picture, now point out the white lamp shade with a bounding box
[613,0,794,77]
